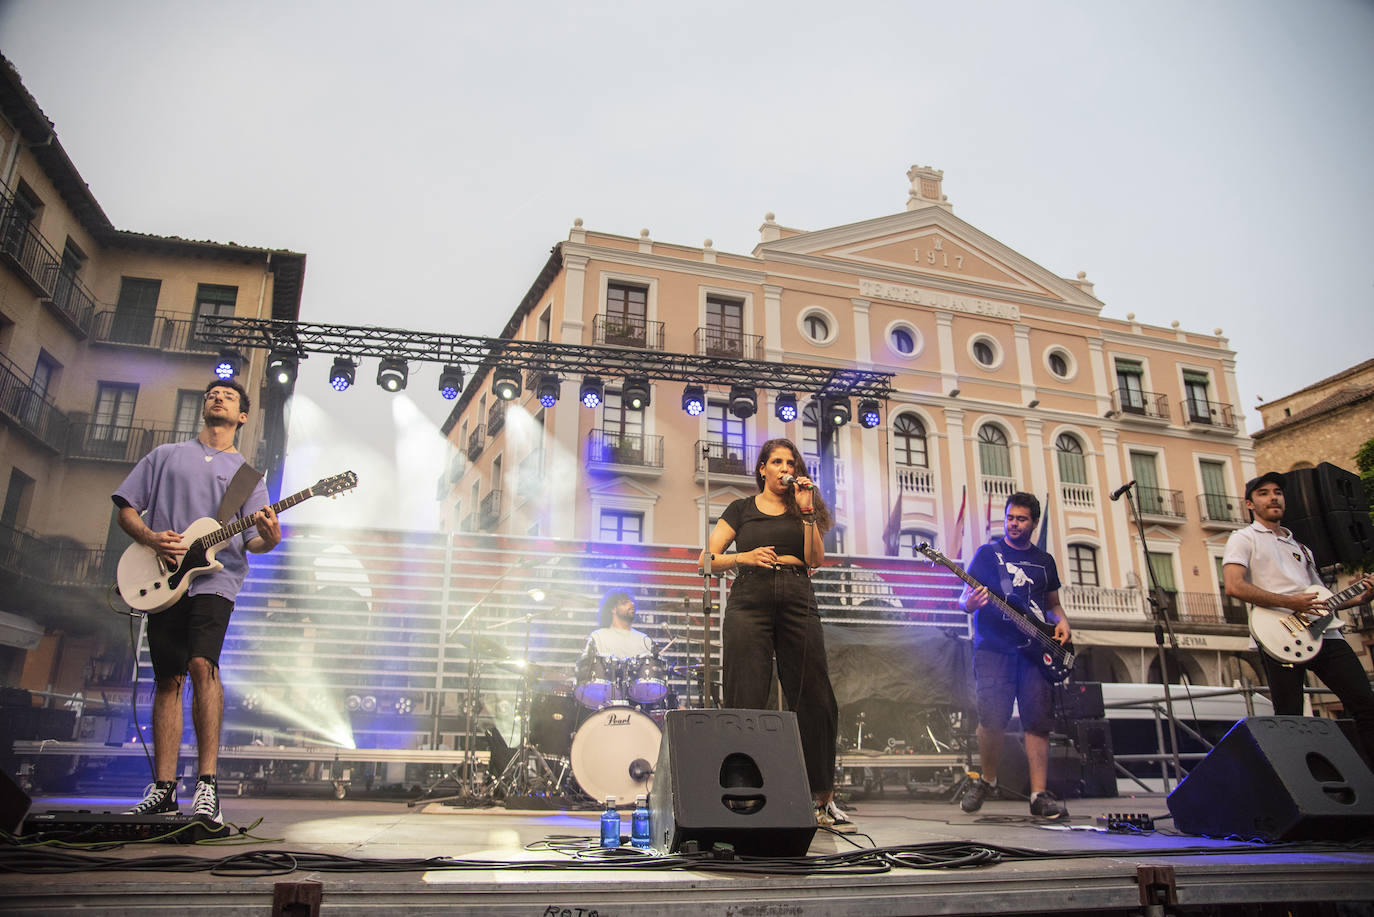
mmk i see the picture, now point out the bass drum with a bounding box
[570,707,662,804]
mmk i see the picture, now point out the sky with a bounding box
[2,0,1372,531]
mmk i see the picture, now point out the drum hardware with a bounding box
[494,609,568,800]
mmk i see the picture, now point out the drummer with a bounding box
[583,591,655,660]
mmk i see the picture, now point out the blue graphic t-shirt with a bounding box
[966,539,1062,654]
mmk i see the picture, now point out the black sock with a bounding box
[197,774,217,787]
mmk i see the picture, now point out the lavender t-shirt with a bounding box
[113,439,269,601]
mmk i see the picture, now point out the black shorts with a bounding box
[146,593,234,680]
[973,646,1054,735]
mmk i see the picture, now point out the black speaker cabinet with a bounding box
[994,732,1085,799]
[650,709,817,856]
[1054,682,1105,722]
[0,767,30,836]
[1282,464,1374,567]
[1167,716,1374,842]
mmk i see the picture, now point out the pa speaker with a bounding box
[650,709,817,856]
[994,732,1085,799]
[1282,464,1373,567]
[1167,716,1374,842]
[0,767,30,836]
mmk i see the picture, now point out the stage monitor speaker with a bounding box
[1054,682,1105,721]
[650,708,816,856]
[1167,716,1374,842]
[0,767,31,836]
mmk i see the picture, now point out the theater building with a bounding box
[440,164,1265,688]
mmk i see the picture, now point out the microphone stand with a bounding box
[697,442,720,708]
[1118,483,1186,789]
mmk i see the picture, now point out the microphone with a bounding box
[780,474,814,490]
[1109,480,1136,502]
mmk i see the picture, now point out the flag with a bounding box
[984,491,993,541]
[949,485,967,560]
[881,488,904,556]
[1036,492,1051,553]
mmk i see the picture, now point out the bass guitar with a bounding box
[916,542,1075,684]
[116,471,357,613]
[1249,580,1370,664]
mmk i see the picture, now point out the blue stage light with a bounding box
[681,384,706,416]
[330,357,356,392]
[775,392,798,423]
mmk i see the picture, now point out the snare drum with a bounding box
[573,653,619,709]
[569,707,662,804]
[626,654,669,704]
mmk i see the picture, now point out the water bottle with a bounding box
[599,796,621,848]
[631,794,651,849]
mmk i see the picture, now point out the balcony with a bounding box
[694,327,762,360]
[0,354,69,452]
[1197,493,1247,529]
[587,429,664,472]
[466,424,485,461]
[1160,591,1248,626]
[0,190,96,336]
[1131,485,1186,522]
[91,310,220,354]
[695,440,751,478]
[980,474,1016,504]
[479,490,502,530]
[896,465,935,495]
[487,402,506,438]
[592,313,664,350]
[1059,481,1096,509]
[458,512,478,533]
[0,521,110,588]
[1182,398,1238,433]
[1061,585,1147,623]
[66,422,178,464]
[1111,389,1170,423]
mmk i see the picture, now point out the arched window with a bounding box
[977,424,1011,478]
[892,413,928,468]
[1055,433,1087,484]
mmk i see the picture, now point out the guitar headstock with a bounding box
[915,541,945,565]
[313,470,358,498]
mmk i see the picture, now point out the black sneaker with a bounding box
[1030,791,1068,819]
[960,778,992,813]
[126,781,178,815]
[191,777,223,824]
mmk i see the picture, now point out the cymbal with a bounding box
[456,634,509,660]
[497,658,551,680]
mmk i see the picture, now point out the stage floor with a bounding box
[3,791,1373,915]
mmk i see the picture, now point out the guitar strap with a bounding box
[217,462,264,526]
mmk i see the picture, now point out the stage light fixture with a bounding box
[377,358,408,392]
[681,384,706,416]
[329,356,356,392]
[580,375,605,408]
[729,384,757,419]
[361,695,378,713]
[775,392,798,423]
[536,373,561,408]
[393,696,414,715]
[858,398,882,428]
[622,374,651,410]
[213,349,243,380]
[267,351,297,386]
[345,694,362,712]
[438,364,465,400]
[492,366,522,401]
[826,396,852,427]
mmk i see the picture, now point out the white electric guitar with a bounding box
[1249,580,1370,664]
[116,471,357,613]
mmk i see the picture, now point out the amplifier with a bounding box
[21,811,232,843]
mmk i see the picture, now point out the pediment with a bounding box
[758,208,1098,307]
[587,477,660,500]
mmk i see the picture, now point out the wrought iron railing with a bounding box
[479,490,502,529]
[695,439,751,476]
[1112,388,1170,421]
[90,310,219,353]
[694,327,762,360]
[466,424,485,461]
[0,187,97,334]
[1197,492,1246,526]
[1133,486,1186,520]
[592,313,665,350]
[65,422,179,464]
[588,430,664,468]
[0,520,111,588]
[487,403,505,438]
[1183,398,1237,431]
[0,354,69,452]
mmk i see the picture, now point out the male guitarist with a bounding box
[958,492,1071,818]
[112,379,281,824]
[1222,471,1374,764]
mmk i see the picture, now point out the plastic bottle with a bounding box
[631,794,651,849]
[600,796,621,848]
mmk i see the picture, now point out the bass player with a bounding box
[112,379,281,824]
[1222,471,1374,764]
[958,492,1071,818]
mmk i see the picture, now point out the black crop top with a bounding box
[720,496,805,559]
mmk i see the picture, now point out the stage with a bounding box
[4,791,1373,915]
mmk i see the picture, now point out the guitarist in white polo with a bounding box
[1222,471,1374,765]
[958,492,1072,819]
[112,379,281,824]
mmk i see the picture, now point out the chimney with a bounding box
[906,165,952,212]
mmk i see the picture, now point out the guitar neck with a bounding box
[924,549,1042,637]
[201,487,315,549]
[1322,581,1368,612]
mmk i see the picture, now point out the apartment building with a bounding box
[0,56,305,695]
[439,165,1264,688]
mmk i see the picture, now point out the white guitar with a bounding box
[1249,580,1370,664]
[116,471,357,613]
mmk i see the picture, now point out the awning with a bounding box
[1075,628,1254,652]
[0,609,45,650]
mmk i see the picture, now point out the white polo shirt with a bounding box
[1223,520,1339,640]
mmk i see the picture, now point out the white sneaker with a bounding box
[824,800,856,832]
[125,782,178,815]
[191,778,222,824]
